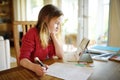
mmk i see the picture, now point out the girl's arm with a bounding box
[50,33,64,59]
[20,58,46,76]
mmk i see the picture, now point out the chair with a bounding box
[12,21,36,65]
[0,36,10,71]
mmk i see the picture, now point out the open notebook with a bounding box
[65,38,93,63]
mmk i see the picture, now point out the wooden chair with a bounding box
[12,21,36,65]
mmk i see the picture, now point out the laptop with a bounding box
[66,38,93,63]
[76,38,90,54]
[78,38,93,63]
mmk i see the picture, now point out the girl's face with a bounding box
[48,16,62,34]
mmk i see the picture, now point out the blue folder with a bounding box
[91,45,120,52]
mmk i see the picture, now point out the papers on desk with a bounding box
[46,62,93,80]
[88,45,119,62]
[109,50,120,62]
[0,39,10,71]
[88,45,120,54]
[92,53,114,61]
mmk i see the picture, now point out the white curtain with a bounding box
[77,0,88,46]
[13,0,27,32]
[13,0,26,21]
[108,0,120,47]
[13,0,62,21]
[44,0,62,8]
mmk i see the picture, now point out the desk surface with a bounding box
[0,59,120,80]
[88,60,120,80]
[0,59,63,80]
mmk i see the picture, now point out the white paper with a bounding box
[0,40,6,70]
[0,39,10,71]
[46,62,93,80]
[5,39,10,69]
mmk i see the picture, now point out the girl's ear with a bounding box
[44,16,49,23]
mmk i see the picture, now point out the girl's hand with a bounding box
[33,64,47,76]
[50,32,56,39]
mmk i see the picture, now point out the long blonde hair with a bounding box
[36,4,63,48]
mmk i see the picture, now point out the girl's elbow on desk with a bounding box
[56,52,64,59]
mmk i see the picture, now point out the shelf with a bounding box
[0,0,13,35]
[0,0,13,24]
[0,22,8,24]
[0,2,9,6]
[0,13,8,16]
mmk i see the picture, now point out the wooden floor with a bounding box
[10,47,17,68]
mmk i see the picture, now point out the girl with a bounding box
[19,4,64,76]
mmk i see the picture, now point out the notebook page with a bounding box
[46,62,93,80]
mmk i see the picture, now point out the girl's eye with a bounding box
[55,22,58,24]
[55,22,60,25]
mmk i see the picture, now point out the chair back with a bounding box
[13,21,36,65]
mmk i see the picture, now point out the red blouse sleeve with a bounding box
[48,42,56,58]
[19,28,36,61]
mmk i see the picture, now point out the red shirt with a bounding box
[19,27,56,62]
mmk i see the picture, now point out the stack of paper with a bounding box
[0,38,10,71]
[0,40,6,70]
[92,53,114,61]
[88,45,119,61]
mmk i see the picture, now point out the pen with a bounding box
[34,57,47,70]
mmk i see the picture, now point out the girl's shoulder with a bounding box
[23,27,38,39]
[28,27,37,33]
[26,27,38,35]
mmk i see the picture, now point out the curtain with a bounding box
[108,0,120,47]
[77,0,88,46]
[13,0,26,21]
[44,0,62,8]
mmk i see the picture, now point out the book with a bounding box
[109,50,120,62]
[90,45,120,52]
[88,45,120,62]
[92,53,114,62]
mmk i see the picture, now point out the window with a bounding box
[26,0,44,21]
[25,0,110,51]
[88,0,110,45]
[61,0,78,52]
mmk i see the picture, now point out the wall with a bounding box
[108,0,120,47]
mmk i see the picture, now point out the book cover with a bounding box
[91,45,120,52]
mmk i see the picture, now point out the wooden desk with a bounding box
[0,59,63,80]
[88,60,120,80]
[0,58,120,80]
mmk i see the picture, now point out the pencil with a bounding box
[34,57,47,70]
